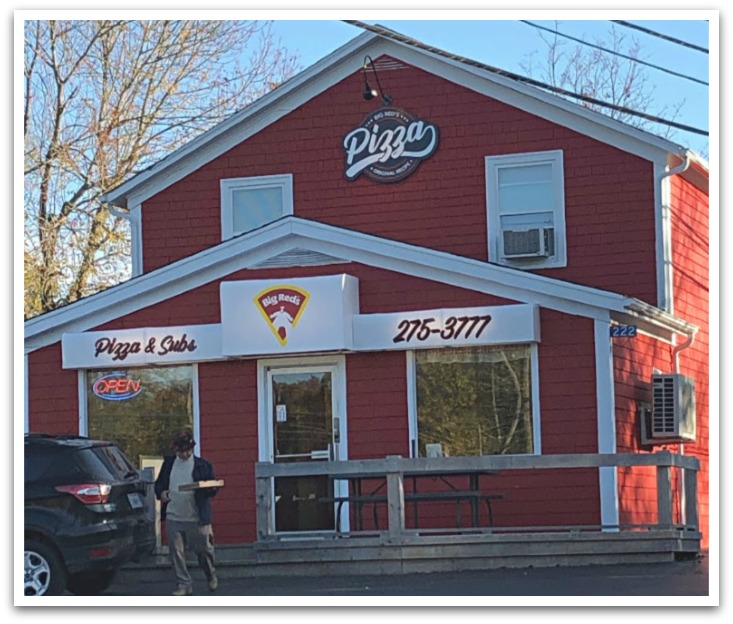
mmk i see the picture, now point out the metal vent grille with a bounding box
[652,375,677,435]
[372,58,407,71]
[503,229,541,256]
[501,228,554,258]
[649,373,696,441]
[251,248,349,269]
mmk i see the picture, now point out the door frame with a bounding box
[256,354,349,533]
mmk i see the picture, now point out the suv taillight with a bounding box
[56,483,112,504]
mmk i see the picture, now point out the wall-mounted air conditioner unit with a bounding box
[641,373,696,444]
[501,227,552,259]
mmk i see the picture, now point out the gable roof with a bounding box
[24,216,696,354]
[103,28,707,211]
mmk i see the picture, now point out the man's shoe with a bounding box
[172,586,193,596]
[208,576,218,592]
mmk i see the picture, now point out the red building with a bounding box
[24,30,709,553]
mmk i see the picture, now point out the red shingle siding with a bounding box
[27,344,79,435]
[614,333,673,453]
[670,174,710,548]
[537,311,598,454]
[347,351,409,459]
[140,58,658,304]
[610,173,709,546]
[197,360,258,544]
[613,333,674,530]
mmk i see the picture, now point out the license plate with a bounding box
[127,492,144,509]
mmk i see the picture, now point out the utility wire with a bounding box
[521,20,708,86]
[343,20,708,137]
[611,20,709,54]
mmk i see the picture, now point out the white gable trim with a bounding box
[104,32,696,211]
[24,217,695,354]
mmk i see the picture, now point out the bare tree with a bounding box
[24,20,299,319]
[520,22,686,141]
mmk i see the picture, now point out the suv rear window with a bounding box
[25,443,137,483]
[78,445,137,481]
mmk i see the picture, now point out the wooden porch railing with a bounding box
[254,451,699,543]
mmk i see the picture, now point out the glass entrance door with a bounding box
[267,366,342,532]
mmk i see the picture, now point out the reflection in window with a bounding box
[272,372,332,460]
[86,366,194,468]
[220,174,293,240]
[415,346,533,457]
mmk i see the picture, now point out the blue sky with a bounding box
[268,15,712,159]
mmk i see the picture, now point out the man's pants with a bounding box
[165,519,216,590]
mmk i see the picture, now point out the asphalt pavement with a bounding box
[103,553,710,599]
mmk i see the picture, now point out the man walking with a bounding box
[154,431,219,596]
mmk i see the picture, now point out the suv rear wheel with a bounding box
[24,538,67,596]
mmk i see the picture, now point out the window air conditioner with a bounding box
[644,373,696,443]
[501,227,552,259]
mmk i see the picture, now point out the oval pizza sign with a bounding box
[343,108,439,183]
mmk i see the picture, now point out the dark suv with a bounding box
[24,434,155,596]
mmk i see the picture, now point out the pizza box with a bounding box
[178,479,224,491]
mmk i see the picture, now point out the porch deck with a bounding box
[129,451,700,579]
[124,527,700,580]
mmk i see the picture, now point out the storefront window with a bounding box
[415,346,534,457]
[86,366,194,468]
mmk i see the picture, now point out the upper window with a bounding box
[410,345,539,458]
[485,150,566,269]
[220,174,293,240]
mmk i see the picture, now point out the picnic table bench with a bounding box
[320,478,505,532]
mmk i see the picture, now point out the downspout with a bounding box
[671,326,697,526]
[657,151,692,368]
[107,203,142,277]
[672,328,697,374]
[656,153,691,315]
[656,153,692,524]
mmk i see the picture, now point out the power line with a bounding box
[520,20,708,86]
[611,20,708,54]
[342,20,708,137]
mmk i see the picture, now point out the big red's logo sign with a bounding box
[254,285,310,346]
[343,108,439,183]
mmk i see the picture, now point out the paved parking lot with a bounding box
[103,553,711,602]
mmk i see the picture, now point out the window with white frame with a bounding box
[220,174,293,240]
[410,345,539,458]
[85,365,195,468]
[485,150,566,268]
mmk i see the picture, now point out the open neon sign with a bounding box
[93,372,143,401]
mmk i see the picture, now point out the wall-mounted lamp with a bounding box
[362,55,392,105]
